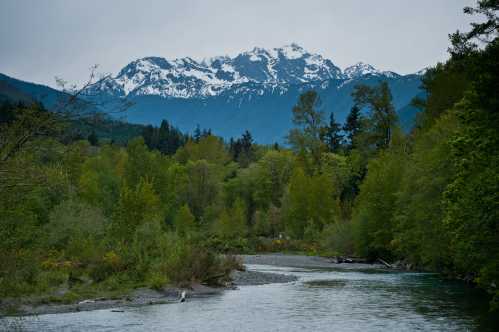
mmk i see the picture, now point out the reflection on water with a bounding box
[3,264,496,332]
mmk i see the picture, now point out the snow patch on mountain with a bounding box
[279,43,306,59]
[344,62,381,78]
[91,45,402,99]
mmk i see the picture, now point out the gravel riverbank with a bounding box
[240,254,386,270]
[1,254,384,317]
[1,284,224,316]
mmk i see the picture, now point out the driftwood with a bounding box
[377,258,392,268]
[332,256,368,264]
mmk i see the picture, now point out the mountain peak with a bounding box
[276,43,307,59]
[94,44,346,98]
[93,46,404,99]
[414,67,429,76]
[344,62,380,78]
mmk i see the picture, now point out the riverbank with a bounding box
[241,253,387,270]
[0,283,227,316]
[0,254,385,317]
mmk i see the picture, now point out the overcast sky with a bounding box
[0,0,476,88]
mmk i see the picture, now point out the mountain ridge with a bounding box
[89,44,420,101]
[1,44,426,143]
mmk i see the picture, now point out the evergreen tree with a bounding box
[230,130,255,167]
[193,124,201,142]
[320,112,343,153]
[201,128,212,138]
[87,130,98,146]
[157,120,170,154]
[343,106,362,149]
[142,125,156,149]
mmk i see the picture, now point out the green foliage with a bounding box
[142,119,187,155]
[352,81,397,150]
[343,105,362,149]
[281,164,338,239]
[78,144,125,215]
[174,204,197,237]
[213,198,248,241]
[393,114,458,269]
[442,38,499,305]
[320,221,355,256]
[111,178,162,242]
[229,130,256,167]
[87,130,98,146]
[320,112,343,153]
[175,135,229,165]
[287,90,325,163]
[352,144,406,260]
[45,199,107,250]
[348,9,499,310]
[282,167,310,239]
[184,159,222,219]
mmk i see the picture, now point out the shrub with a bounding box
[44,199,107,250]
[320,221,355,256]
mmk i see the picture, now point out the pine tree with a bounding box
[321,112,343,153]
[87,130,98,146]
[142,125,156,149]
[193,124,201,142]
[343,106,361,149]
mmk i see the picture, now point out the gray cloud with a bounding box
[0,0,476,88]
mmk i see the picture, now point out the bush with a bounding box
[44,199,107,250]
[320,222,355,256]
[0,249,41,297]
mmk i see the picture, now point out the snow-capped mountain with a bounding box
[344,62,401,79]
[344,62,380,78]
[78,44,424,143]
[91,44,407,100]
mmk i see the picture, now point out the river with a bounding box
[2,261,496,331]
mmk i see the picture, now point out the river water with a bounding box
[3,264,496,331]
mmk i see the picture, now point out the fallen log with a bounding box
[331,256,368,264]
[377,258,392,268]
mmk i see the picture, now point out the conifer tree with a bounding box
[343,105,362,149]
[320,112,343,153]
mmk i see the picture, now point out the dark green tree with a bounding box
[193,124,202,142]
[320,112,343,153]
[343,105,362,149]
[87,130,98,146]
[229,130,255,167]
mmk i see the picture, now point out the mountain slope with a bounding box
[87,44,424,142]
[0,73,66,108]
[89,44,344,99]
[2,44,425,143]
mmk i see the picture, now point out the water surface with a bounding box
[3,264,495,331]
